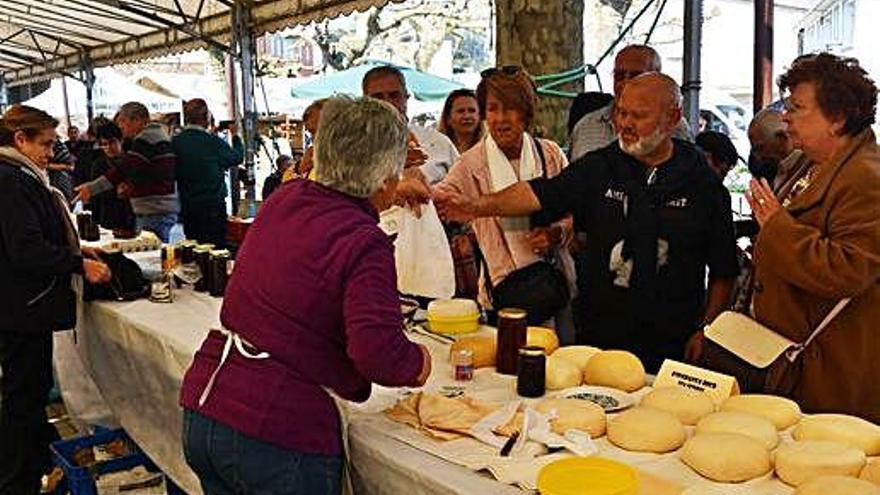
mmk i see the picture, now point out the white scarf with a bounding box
[485,132,542,268]
[0,146,83,293]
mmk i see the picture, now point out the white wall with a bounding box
[583,0,813,103]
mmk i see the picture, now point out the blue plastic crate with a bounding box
[50,428,185,495]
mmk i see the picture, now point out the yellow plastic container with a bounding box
[426,299,480,335]
[427,313,480,335]
[537,457,638,495]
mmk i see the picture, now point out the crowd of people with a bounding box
[0,46,878,495]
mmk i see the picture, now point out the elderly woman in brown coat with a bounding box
[748,53,880,422]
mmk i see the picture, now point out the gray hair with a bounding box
[362,65,408,95]
[314,96,408,198]
[115,101,150,121]
[749,107,786,141]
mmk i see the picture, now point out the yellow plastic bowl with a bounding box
[427,313,480,335]
[538,457,638,495]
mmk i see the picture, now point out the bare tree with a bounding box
[313,0,486,72]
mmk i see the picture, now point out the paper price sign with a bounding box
[653,359,739,404]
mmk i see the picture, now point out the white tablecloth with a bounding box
[57,253,796,495]
[57,268,525,494]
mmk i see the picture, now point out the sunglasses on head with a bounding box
[480,65,523,78]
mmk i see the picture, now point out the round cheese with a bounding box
[794,476,880,495]
[607,407,686,453]
[720,394,801,430]
[775,440,866,486]
[449,336,496,368]
[695,411,779,450]
[681,433,772,482]
[551,345,601,371]
[583,350,646,392]
[535,398,606,438]
[640,387,715,425]
[545,354,582,390]
[860,459,880,485]
[793,414,880,455]
[527,326,560,354]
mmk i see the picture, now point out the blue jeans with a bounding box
[136,213,178,243]
[183,410,343,495]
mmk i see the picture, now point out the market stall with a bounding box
[56,240,879,495]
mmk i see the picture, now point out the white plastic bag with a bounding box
[393,202,455,299]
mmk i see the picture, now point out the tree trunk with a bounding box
[496,0,584,145]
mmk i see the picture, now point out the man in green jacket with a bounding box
[173,98,243,246]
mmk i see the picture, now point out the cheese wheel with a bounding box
[535,398,606,438]
[583,350,646,392]
[695,411,779,450]
[551,345,601,371]
[860,459,880,485]
[640,387,715,425]
[794,476,880,495]
[545,354,583,390]
[607,407,686,453]
[449,336,496,368]
[793,414,880,455]
[527,326,560,355]
[681,433,772,482]
[775,440,866,486]
[720,394,801,430]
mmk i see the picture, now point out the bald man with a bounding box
[747,108,812,198]
[570,45,692,160]
[436,73,738,371]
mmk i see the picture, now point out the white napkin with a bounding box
[394,202,456,298]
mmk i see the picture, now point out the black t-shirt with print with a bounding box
[529,139,738,371]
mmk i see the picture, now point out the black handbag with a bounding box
[490,259,569,325]
[480,139,570,325]
[83,251,151,302]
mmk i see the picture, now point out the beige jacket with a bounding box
[753,129,880,422]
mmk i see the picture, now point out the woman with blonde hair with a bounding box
[438,89,484,154]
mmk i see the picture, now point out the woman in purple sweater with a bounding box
[180,96,432,495]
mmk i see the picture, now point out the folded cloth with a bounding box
[385,392,518,441]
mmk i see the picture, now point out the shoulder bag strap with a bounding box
[785,298,851,362]
[533,137,548,179]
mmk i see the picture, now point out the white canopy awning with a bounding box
[0,0,400,86]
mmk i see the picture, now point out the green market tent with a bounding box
[291,61,464,101]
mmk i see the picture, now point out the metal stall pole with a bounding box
[226,52,241,217]
[682,0,703,134]
[754,0,774,113]
[0,76,7,113]
[61,76,72,130]
[233,2,258,218]
[81,55,96,124]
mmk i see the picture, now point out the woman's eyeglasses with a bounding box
[480,65,523,78]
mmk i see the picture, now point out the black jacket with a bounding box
[0,160,83,333]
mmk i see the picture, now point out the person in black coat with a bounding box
[0,105,111,495]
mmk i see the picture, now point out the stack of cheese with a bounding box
[546,347,647,393]
[675,394,800,483]
[672,393,880,489]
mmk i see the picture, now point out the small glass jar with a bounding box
[517,346,546,398]
[452,349,474,381]
[208,249,230,297]
[496,308,528,375]
[193,246,212,292]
